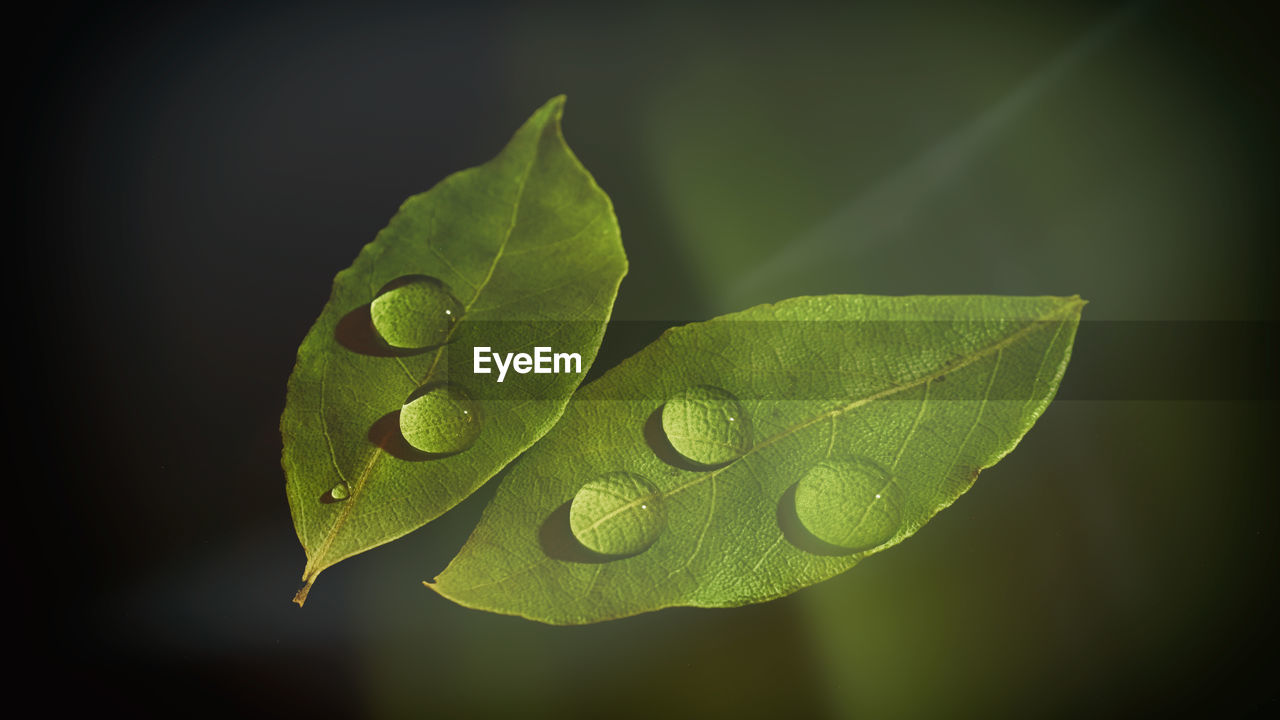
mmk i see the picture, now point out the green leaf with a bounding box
[429,294,1083,623]
[283,96,627,605]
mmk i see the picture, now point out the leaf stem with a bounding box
[293,580,314,607]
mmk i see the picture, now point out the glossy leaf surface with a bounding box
[283,97,626,604]
[431,295,1083,623]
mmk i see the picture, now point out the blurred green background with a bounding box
[18,0,1276,716]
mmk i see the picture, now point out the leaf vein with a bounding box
[892,380,931,470]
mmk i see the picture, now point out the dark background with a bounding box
[15,0,1277,716]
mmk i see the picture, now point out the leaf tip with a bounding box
[422,578,447,599]
[541,94,568,122]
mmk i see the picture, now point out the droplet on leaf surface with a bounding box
[370,275,464,350]
[793,459,902,551]
[660,385,752,466]
[569,472,666,556]
[323,481,350,503]
[399,384,481,454]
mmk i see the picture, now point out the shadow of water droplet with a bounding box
[368,410,461,461]
[777,483,859,557]
[643,405,730,472]
[538,501,617,564]
[335,303,428,357]
[318,488,344,504]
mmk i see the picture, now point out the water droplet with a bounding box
[370,275,464,350]
[321,481,350,503]
[793,459,902,552]
[399,384,481,454]
[660,385,753,466]
[569,472,666,556]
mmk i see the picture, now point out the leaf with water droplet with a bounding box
[282,96,627,605]
[430,294,1083,623]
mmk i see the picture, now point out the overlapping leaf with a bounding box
[430,294,1083,623]
[283,96,627,604]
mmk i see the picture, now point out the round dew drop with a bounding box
[399,384,482,454]
[569,472,667,556]
[327,481,350,502]
[660,385,753,466]
[793,459,902,552]
[369,275,464,350]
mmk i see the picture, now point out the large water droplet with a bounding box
[660,385,753,466]
[569,472,666,556]
[370,275,464,350]
[399,384,481,454]
[793,459,902,551]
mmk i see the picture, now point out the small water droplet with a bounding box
[370,275,464,350]
[399,384,481,454]
[660,385,753,466]
[793,459,902,552]
[321,481,350,503]
[569,472,666,556]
